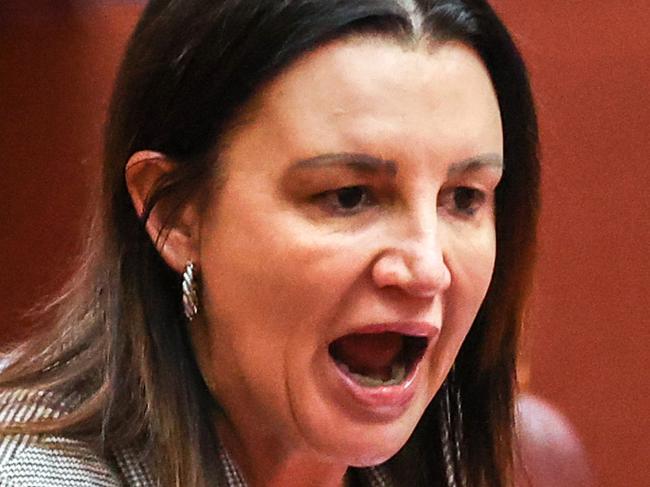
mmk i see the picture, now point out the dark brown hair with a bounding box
[0,1,539,486]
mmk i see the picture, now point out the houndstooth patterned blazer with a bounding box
[0,389,392,487]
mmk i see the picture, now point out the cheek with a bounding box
[447,222,497,297]
[198,211,376,428]
[200,207,372,356]
[438,225,496,358]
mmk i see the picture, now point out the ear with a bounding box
[125,151,200,274]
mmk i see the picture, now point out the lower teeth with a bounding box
[339,361,407,387]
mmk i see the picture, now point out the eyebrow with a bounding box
[447,154,504,177]
[288,153,398,177]
[287,152,504,177]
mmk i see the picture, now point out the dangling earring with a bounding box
[182,261,199,321]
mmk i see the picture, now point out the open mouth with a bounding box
[328,332,429,388]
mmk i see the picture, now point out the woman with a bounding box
[0,0,538,486]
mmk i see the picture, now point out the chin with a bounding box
[340,429,414,467]
[293,392,429,468]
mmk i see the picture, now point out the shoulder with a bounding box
[0,433,123,487]
[0,389,154,487]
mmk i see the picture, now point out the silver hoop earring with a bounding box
[182,261,199,321]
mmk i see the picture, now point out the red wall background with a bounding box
[495,2,650,486]
[1,2,648,486]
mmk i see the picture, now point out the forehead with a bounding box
[225,37,502,172]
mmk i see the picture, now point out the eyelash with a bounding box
[314,185,488,218]
[315,186,376,216]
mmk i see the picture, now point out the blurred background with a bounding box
[1,1,648,485]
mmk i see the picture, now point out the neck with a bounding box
[216,416,350,487]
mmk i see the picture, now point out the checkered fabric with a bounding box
[0,389,392,486]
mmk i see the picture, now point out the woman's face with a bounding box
[194,38,503,466]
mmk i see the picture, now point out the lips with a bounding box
[324,322,439,416]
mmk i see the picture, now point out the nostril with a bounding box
[403,280,444,299]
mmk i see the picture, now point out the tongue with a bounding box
[331,332,403,378]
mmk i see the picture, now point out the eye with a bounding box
[315,186,375,215]
[455,187,484,213]
[441,186,487,218]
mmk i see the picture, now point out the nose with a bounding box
[371,217,451,298]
